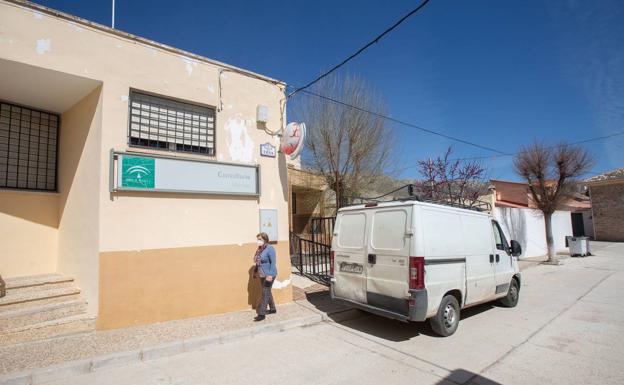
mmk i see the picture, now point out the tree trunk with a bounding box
[544,212,557,263]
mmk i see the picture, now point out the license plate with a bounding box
[339,262,364,274]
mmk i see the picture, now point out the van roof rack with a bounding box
[350,184,492,213]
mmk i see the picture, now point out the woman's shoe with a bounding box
[267,309,277,314]
[254,315,266,322]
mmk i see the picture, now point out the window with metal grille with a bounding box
[0,102,58,191]
[129,91,215,155]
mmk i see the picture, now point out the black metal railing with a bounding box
[309,216,335,246]
[290,232,332,285]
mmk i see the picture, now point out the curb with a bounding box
[0,313,323,385]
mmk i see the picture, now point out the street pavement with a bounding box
[45,242,624,385]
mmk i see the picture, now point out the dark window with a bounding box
[128,91,215,156]
[491,220,509,251]
[0,102,58,191]
[292,192,297,214]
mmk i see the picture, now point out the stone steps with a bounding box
[0,314,96,346]
[4,274,74,290]
[0,286,81,312]
[0,299,88,332]
[0,274,95,346]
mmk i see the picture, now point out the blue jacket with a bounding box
[258,245,277,277]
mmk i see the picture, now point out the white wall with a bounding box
[494,207,573,258]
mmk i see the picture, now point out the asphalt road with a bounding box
[48,242,624,385]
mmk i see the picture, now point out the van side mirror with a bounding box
[510,240,522,257]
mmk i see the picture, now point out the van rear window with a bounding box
[337,213,366,248]
[372,210,407,250]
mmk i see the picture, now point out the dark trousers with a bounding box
[258,277,276,315]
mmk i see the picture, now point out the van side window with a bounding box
[491,221,508,251]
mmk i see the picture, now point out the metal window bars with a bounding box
[0,102,58,191]
[128,91,216,156]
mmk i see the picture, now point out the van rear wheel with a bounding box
[499,278,519,307]
[430,295,460,337]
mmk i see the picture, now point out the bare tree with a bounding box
[514,142,593,263]
[293,74,394,209]
[416,147,487,206]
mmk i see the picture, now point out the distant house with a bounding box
[485,179,589,258]
[287,165,334,239]
[585,168,624,242]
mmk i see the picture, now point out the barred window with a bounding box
[129,91,215,155]
[0,102,58,191]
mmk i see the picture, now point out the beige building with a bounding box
[288,166,334,238]
[0,0,292,331]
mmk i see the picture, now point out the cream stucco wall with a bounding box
[0,190,58,277]
[57,87,102,315]
[0,0,291,327]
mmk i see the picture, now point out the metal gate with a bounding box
[290,232,332,285]
[309,216,335,246]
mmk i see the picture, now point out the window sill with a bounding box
[125,146,217,162]
[0,188,59,196]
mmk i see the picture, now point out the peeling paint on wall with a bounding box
[182,57,197,77]
[35,38,51,55]
[225,117,254,163]
[207,85,215,94]
[33,11,43,20]
[273,276,291,289]
[120,95,128,102]
[66,21,82,32]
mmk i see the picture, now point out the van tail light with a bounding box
[330,251,335,276]
[409,256,425,290]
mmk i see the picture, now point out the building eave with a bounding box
[2,0,286,87]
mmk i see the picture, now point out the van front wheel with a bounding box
[430,295,460,337]
[499,278,519,307]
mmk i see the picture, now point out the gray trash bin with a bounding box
[569,236,591,257]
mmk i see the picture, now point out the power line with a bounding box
[287,0,432,98]
[396,130,624,172]
[294,87,508,154]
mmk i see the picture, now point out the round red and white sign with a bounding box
[280,122,306,159]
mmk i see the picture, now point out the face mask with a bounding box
[257,240,264,246]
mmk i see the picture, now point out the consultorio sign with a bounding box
[111,151,259,196]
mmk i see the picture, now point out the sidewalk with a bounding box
[0,281,351,384]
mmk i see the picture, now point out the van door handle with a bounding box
[489,254,494,263]
[368,254,377,264]
[495,254,500,263]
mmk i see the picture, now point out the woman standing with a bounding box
[253,232,277,321]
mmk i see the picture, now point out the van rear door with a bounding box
[366,206,412,315]
[332,211,368,303]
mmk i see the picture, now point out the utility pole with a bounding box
[111,0,115,29]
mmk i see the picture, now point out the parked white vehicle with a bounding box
[330,199,522,336]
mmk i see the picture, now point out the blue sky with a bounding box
[36,0,624,180]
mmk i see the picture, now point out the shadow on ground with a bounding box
[303,289,499,342]
[436,369,502,385]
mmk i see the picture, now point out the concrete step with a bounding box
[4,274,74,294]
[0,314,96,346]
[0,286,81,312]
[0,299,88,332]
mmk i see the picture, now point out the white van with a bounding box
[330,199,522,336]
